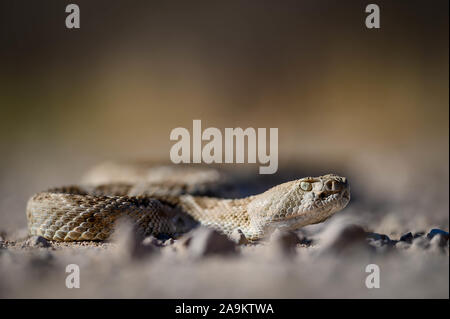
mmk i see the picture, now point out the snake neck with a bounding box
[175,195,253,238]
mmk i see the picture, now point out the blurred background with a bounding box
[0,0,448,233]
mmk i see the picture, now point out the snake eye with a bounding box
[300,181,312,191]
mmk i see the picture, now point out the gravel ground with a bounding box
[0,219,448,298]
[0,154,448,298]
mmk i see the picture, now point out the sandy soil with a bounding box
[0,155,448,299]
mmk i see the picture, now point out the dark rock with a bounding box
[399,232,413,244]
[367,232,390,242]
[155,233,172,241]
[298,236,313,246]
[188,227,237,257]
[427,229,449,241]
[24,236,51,248]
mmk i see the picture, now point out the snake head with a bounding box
[247,174,350,237]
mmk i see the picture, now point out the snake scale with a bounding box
[26,162,350,242]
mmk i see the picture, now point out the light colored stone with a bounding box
[187,227,237,257]
[112,220,156,260]
[230,229,249,245]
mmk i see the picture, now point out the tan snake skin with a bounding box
[26,163,350,242]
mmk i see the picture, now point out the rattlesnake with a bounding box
[26,162,350,242]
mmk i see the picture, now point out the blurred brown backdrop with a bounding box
[0,1,448,231]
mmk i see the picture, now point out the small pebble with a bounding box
[187,227,237,257]
[230,229,249,245]
[269,229,302,257]
[429,234,449,248]
[412,236,430,250]
[367,232,391,243]
[24,236,51,248]
[113,220,156,260]
[142,236,163,247]
[165,238,175,245]
[395,241,411,250]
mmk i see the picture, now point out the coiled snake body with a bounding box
[26,163,350,242]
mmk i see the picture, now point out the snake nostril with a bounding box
[317,191,327,200]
